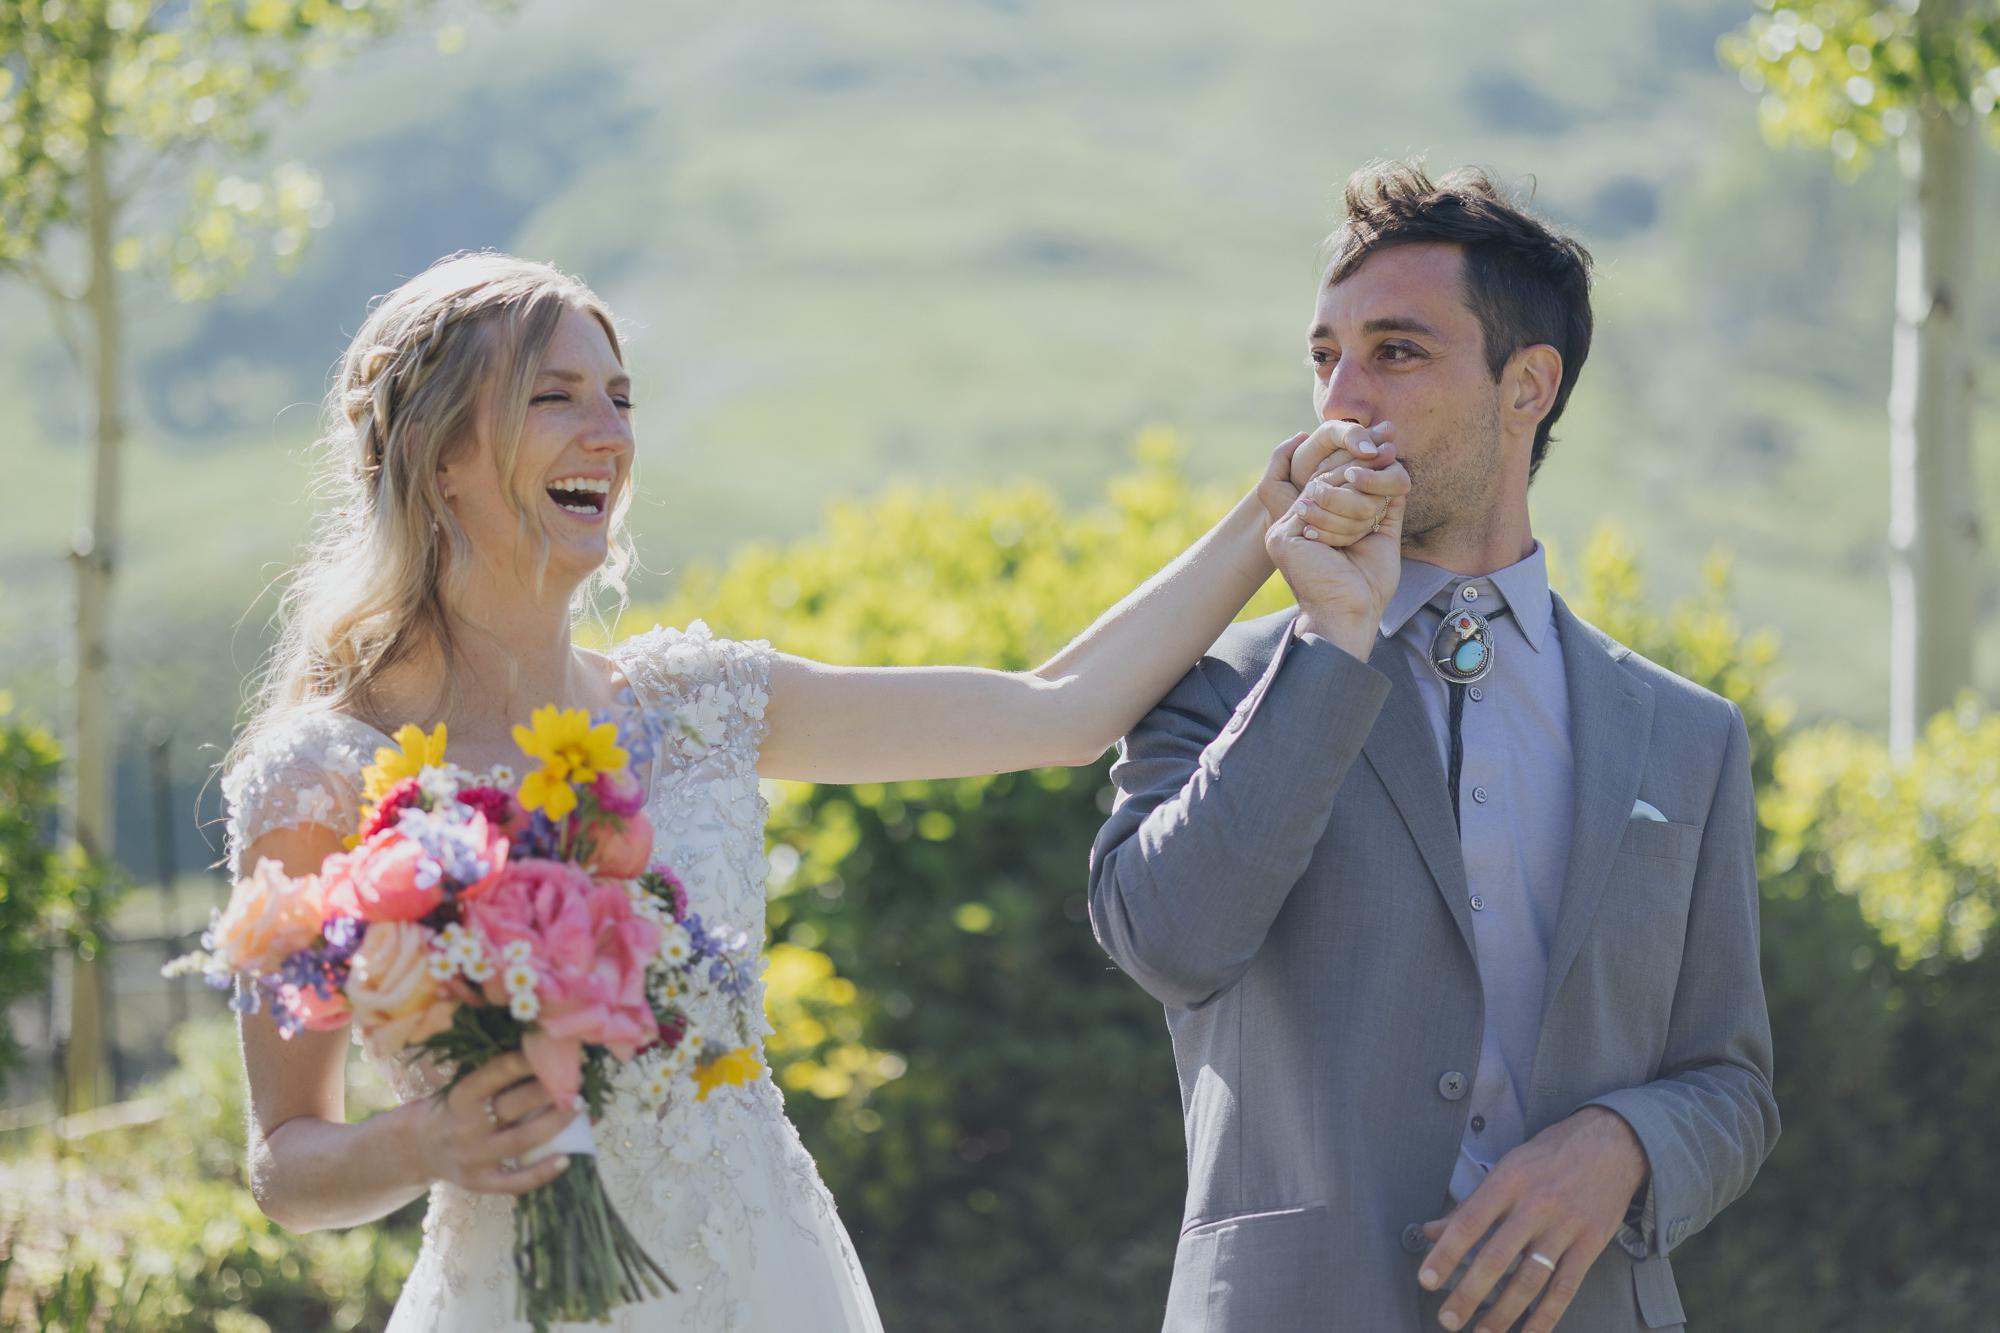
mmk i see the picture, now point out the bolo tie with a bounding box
[1427,586,1510,833]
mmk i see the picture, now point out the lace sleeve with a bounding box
[220,712,378,880]
[613,619,774,775]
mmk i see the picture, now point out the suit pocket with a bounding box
[1166,1203,1330,1333]
[1617,816,1702,863]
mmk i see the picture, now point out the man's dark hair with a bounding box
[1325,161,1593,478]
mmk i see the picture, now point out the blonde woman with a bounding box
[222,251,1407,1331]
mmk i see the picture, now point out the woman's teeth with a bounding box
[546,476,610,515]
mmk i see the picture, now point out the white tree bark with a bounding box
[62,36,119,1113]
[1887,0,1983,759]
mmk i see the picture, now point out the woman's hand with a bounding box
[415,1052,579,1196]
[1257,420,1398,531]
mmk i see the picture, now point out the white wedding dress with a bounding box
[222,622,885,1332]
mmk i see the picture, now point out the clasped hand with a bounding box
[1256,420,1410,653]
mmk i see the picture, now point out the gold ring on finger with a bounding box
[1527,1250,1557,1272]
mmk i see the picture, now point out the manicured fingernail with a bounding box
[1419,1268,1438,1289]
[1303,527,1319,540]
[555,1155,571,1171]
[1439,1312,1462,1331]
[1345,466,1362,483]
[1357,437,1379,456]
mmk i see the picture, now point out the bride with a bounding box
[223,251,1406,1330]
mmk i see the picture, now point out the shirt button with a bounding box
[1471,1115,1486,1132]
[1469,894,1486,911]
[1461,585,1480,602]
[1438,1071,1468,1100]
[1468,686,1484,702]
[1472,786,1489,804]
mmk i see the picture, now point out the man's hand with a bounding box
[1263,424,1408,660]
[1418,1107,1651,1333]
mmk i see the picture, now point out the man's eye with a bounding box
[1307,349,1335,368]
[1380,342,1422,362]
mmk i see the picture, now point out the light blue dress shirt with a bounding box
[1375,540,1575,1205]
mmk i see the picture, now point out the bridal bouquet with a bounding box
[171,701,764,1331]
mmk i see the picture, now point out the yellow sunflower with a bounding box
[512,704,628,822]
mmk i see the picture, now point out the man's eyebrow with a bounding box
[539,367,633,389]
[1307,317,1442,341]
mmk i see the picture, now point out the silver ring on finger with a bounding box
[1527,1250,1558,1272]
[483,1096,501,1129]
[500,1155,521,1173]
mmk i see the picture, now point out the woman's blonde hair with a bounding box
[220,251,638,807]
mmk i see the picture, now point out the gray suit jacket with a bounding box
[1088,600,1778,1333]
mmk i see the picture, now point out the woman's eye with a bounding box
[613,397,634,411]
[532,391,570,404]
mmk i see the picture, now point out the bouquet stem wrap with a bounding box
[511,1114,677,1330]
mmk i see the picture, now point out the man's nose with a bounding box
[1318,360,1375,425]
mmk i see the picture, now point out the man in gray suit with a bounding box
[1088,162,1778,1333]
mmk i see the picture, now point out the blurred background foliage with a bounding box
[1,446,1996,1327]
[1,0,1997,889]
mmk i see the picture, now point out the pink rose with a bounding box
[213,858,327,974]
[584,811,653,880]
[346,921,458,1060]
[321,831,442,922]
[464,859,662,1106]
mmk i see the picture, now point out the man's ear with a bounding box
[1504,344,1563,439]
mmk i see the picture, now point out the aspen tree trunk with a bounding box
[63,32,119,1114]
[1887,0,1982,760]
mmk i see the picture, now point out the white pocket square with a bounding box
[1630,799,1668,823]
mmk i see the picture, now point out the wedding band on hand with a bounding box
[500,1155,520,1173]
[483,1096,501,1129]
[1527,1250,1558,1272]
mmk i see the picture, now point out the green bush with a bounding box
[0,1021,418,1331]
[0,690,125,1102]
[628,445,1999,1332]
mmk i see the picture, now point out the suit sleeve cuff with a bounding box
[1581,1091,1669,1259]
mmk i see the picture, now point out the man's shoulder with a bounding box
[1559,600,1741,735]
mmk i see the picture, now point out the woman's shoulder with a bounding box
[610,619,774,701]
[609,620,773,760]
[221,708,386,878]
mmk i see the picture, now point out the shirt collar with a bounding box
[1378,539,1555,653]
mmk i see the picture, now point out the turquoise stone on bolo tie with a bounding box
[1431,605,1497,685]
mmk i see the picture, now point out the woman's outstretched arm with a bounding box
[758,425,1404,784]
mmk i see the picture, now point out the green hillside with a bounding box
[1,0,1996,878]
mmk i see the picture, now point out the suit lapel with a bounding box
[1537,594,1655,1029]
[1360,636,1476,961]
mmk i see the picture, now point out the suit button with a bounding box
[1401,1222,1429,1254]
[1438,1071,1467,1100]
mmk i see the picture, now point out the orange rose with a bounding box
[214,858,326,974]
[585,812,654,880]
[346,921,457,1061]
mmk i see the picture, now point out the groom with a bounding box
[1088,162,1777,1333]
